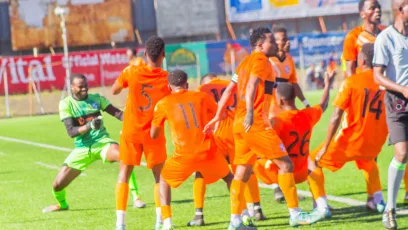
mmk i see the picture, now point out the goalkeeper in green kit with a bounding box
[42,74,145,213]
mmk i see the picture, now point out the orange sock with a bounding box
[362,161,382,196]
[194,178,206,209]
[154,183,161,208]
[278,173,298,208]
[116,183,129,211]
[307,168,326,200]
[238,189,247,214]
[405,165,408,192]
[161,205,172,220]
[244,174,260,203]
[230,179,246,215]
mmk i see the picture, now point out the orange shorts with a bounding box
[162,151,230,188]
[254,159,308,185]
[310,142,377,172]
[214,118,235,164]
[119,132,167,168]
[234,129,287,166]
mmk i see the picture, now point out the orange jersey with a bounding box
[343,25,386,62]
[152,89,218,160]
[269,54,297,83]
[272,105,323,171]
[332,69,387,157]
[129,57,146,66]
[269,54,297,117]
[233,51,275,133]
[117,65,170,139]
[197,78,237,121]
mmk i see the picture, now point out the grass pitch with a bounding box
[0,90,407,230]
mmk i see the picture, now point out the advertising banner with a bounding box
[9,0,134,51]
[165,42,209,79]
[227,0,390,22]
[0,49,129,95]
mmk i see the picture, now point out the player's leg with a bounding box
[115,138,143,229]
[404,166,408,205]
[42,165,81,213]
[187,172,206,226]
[160,157,194,230]
[105,143,146,208]
[152,162,166,229]
[356,159,385,213]
[383,141,408,229]
[244,172,265,221]
[228,133,256,229]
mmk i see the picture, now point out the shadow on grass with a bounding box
[172,194,230,204]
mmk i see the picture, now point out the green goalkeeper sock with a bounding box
[129,171,140,200]
[52,189,68,209]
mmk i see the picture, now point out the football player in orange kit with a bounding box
[188,74,265,227]
[253,70,333,205]
[342,0,383,76]
[151,69,234,230]
[204,27,320,229]
[112,36,170,230]
[269,27,309,119]
[308,43,387,220]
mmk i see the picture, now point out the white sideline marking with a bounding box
[35,162,87,176]
[3,135,408,214]
[0,180,23,184]
[0,136,72,152]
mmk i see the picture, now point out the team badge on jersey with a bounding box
[285,65,290,74]
[91,102,99,110]
[279,143,286,152]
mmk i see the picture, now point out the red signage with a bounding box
[0,49,129,95]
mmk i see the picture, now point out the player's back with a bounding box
[159,90,217,159]
[335,69,387,156]
[197,78,236,120]
[273,106,322,170]
[121,65,170,139]
[234,51,275,133]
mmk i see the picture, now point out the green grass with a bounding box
[0,90,407,230]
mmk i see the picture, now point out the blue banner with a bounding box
[229,0,262,13]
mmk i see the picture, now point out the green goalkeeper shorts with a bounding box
[64,138,117,171]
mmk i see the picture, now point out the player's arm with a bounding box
[294,83,309,107]
[315,107,344,162]
[244,76,260,132]
[111,67,130,95]
[104,105,124,121]
[63,118,93,138]
[374,66,407,94]
[203,80,237,134]
[343,33,357,77]
[151,100,167,139]
[319,71,334,112]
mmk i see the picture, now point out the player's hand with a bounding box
[203,115,221,135]
[86,116,103,130]
[324,71,335,87]
[243,111,254,132]
[315,147,327,167]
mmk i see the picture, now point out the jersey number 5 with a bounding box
[139,84,153,111]
[178,103,199,129]
[362,88,383,120]
[287,131,310,157]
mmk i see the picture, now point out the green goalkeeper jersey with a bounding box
[59,94,112,148]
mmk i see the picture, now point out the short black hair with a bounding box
[250,27,271,47]
[359,0,379,12]
[145,36,165,62]
[277,83,295,101]
[272,27,287,35]
[70,73,87,84]
[168,69,188,87]
[200,73,217,84]
[358,43,374,68]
